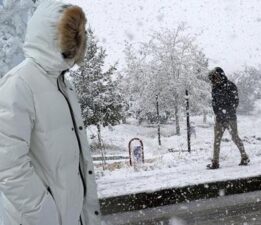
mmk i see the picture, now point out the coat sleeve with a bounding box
[230,82,239,108]
[0,75,48,225]
[234,85,239,108]
[212,92,219,115]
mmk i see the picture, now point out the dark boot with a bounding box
[207,160,219,169]
[239,156,250,166]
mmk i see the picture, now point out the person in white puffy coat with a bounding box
[0,1,101,225]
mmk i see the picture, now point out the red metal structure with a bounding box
[128,138,144,166]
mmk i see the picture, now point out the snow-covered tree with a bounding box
[122,24,210,135]
[71,28,124,147]
[0,0,36,77]
[121,42,149,122]
[188,50,211,123]
[232,66,261,114]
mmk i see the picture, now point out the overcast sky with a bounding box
[67,0,261,74]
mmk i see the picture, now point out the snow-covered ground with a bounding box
[90,101,261,199]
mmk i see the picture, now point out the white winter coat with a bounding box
[0,1,101,225]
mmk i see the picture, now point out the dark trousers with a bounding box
[213,119,247,162]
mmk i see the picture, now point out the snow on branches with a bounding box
[122,24,211,131]
[71,28,124,129]
[0,0,36,77]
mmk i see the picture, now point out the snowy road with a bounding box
[102,191,261,225]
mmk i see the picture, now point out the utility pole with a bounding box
[156,95,161,146]
[185,90,191,152]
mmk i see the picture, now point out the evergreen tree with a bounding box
[71,28,123,147]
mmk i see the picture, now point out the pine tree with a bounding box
[71,28,123,148]
[0,0,36,77]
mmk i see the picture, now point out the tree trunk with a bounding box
[122,116,127,124]
[97,124,106,169]
[97,124,102,149]
[156,95,161,146]
[203,111,207,123]
[175,104,180,135]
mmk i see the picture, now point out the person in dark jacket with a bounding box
[207,67,250,169]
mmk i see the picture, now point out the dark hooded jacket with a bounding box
[212,74,239,122]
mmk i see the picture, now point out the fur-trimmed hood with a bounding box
[23,0,86,75]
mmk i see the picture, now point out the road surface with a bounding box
[102,190,261,225]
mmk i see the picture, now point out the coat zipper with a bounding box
[80,215,83,225]
[57,78,87,197]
